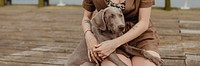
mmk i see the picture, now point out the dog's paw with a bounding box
[150,57,164,66]
[142,51,164,66]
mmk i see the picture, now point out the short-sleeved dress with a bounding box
[83,0,160,57]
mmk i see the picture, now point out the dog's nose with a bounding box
[118,25,125,31]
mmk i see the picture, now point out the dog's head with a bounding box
[91,7,125,34]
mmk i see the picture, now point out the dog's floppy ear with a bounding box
[91,9,106,30]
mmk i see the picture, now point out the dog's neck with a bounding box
[92,26,122,43]
[98,29,118,39]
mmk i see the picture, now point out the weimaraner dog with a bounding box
[67,7,163,66]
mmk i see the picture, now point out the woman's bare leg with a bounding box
[131,50,161,66]
[101,54,132,66]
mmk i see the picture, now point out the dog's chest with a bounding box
[93,30,116,43]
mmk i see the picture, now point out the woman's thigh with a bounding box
[131,50,161,66]
[101,54,132,66]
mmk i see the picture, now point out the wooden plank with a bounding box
[153,22,179,29]
[0,39,78,48]
[181,33,200,41]
[163,59,185,66]
[180,29,200,34]
[180,24,200,30]
[186,55,200,66]
[179,20,200,24]
[0,55,68,65]
[159,35,181,41]
[0,34,81,43]
[179,11,200,21]
[182,41,200,55]
[0,61,62,66]
[31,46,75,53]
[157,28,180,36]
[10,51,70,59]
[0,49,22,56]
[158,43,185,59]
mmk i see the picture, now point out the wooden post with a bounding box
[7,0,12,5]
[44,0,49,6]
[165,0,171,11]
[38,0,44,7]
[0,0,5,7]
[4,0,12,5]
[38,0,49,8]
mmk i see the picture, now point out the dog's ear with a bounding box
[91,9,106,30]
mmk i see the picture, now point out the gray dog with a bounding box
[67,7,163,66]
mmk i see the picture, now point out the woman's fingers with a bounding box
[102,55,107,59]
[98,53,105,61]
[93,52,102,62]
[87,50,92,61]
[98,53,104,57]
[95,44,101,48]
[98,54,107,60]
[90,51,98,63]
[93,47,101,52]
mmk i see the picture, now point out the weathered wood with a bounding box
[156,28,180,36]
[0,61,62,66]
[180,29,200,34]
[186,55,200,66]
[163,59,185,66]
[10,51,70,59]
[158,35,182,43]
[0,55,68,65]
[159,43,185,59]
[179,20,200,30]
[182,41,200,55]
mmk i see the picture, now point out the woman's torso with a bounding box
[91,0,141,22]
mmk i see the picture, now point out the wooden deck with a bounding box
[0,6,200,66]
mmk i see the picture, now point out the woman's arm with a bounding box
[82,9,103,63]
[82,9,93,32]
[113,7,152,47]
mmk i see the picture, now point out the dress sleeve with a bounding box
[140,0,154,8]
[82,0,96,12]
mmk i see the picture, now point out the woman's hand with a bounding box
[94,40,118,59]
[85,31,103,63]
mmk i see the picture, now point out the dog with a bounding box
[67,7,163,66]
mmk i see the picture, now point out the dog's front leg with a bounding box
[80,62,97,66]
[108,53,128,66]
[121,45,163,66]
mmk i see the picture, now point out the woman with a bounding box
[82,0,161,66]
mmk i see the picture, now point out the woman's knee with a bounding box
[101,54,132,66]
[131,50,161,66]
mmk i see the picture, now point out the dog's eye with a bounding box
[110,14,115,18]
[119,14,123,17]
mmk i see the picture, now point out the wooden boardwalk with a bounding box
[0,6,200,66]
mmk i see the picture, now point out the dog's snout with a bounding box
[118,25,125,31]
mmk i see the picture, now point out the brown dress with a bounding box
[83,0,160,57]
